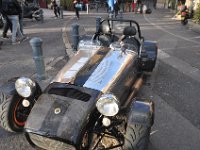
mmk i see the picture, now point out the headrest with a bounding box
[123,26,137,36]
[99,23,110,34]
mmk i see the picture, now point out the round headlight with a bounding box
[15,77,36,98]
[96,94,119,116]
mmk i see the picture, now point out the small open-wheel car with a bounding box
[0,18,157,150]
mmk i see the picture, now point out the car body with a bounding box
[0,18,157,150]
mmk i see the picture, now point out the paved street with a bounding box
[0,7,200,150]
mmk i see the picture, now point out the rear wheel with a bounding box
[35,16,41,21]
[33,11,41,21]
[0,92,33,132]
[124,124,150,150]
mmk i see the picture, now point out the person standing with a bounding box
[153,0,157,9]
[2,0,25,45]
[56,0,61,17]
[119,0,125,12]
[73,0,80,19]
[135,0,142,13]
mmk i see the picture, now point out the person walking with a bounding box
[125,0,131,12]
[2,0,26,45]
[73,0,80,19]
[51,0,59,18]
[2,13,12,39]
[0,0,12,39]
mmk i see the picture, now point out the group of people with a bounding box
[0,0,27,45]
[107,0,145,16]
[108,0,155,14]
[51,0,80,19]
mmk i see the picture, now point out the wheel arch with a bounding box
[128,99,154,127]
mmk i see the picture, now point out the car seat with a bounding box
[120,26,140,52]
[95,23,119,47]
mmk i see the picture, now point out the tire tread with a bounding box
[124,124,150,150]
[0,93,13,132]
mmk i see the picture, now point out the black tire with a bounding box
[124,124,150,150]
[35,16,41,21]
[0,92,28,132]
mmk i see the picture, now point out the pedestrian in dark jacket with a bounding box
[114,0,119,17]
[2,0,25,45]
[0,0,12,39]
[73,0,80,19]
[51,0,60,18]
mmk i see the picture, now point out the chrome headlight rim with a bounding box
[96,93,119,117]
[15,77,36,98]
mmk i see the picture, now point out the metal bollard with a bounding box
[72,24,79,51]
[108,13,113,29]
[96,17,101,32]
[95,3,98,12]
[60,6,63,19]
[39,9,44,23]
[86,3,89,14]
[30,38,46,80]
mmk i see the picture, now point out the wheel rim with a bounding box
[13,99,32,127]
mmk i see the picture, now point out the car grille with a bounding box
[48,88,91,102]
[29,133,76,150]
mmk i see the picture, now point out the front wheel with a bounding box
[0,92,34,132]
[181,19,188,25]
[33,11,41,21]
[124,124,150,150]
[34,16,41,21]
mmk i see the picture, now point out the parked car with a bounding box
[0,18,157,150]
[23,0,42,21]
[0,1,41,27]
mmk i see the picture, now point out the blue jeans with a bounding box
[8,15,23,43]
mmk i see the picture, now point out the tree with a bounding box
[193,3,200,24]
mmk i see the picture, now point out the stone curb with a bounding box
[62,17,75,58]
[33,17,75,89]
